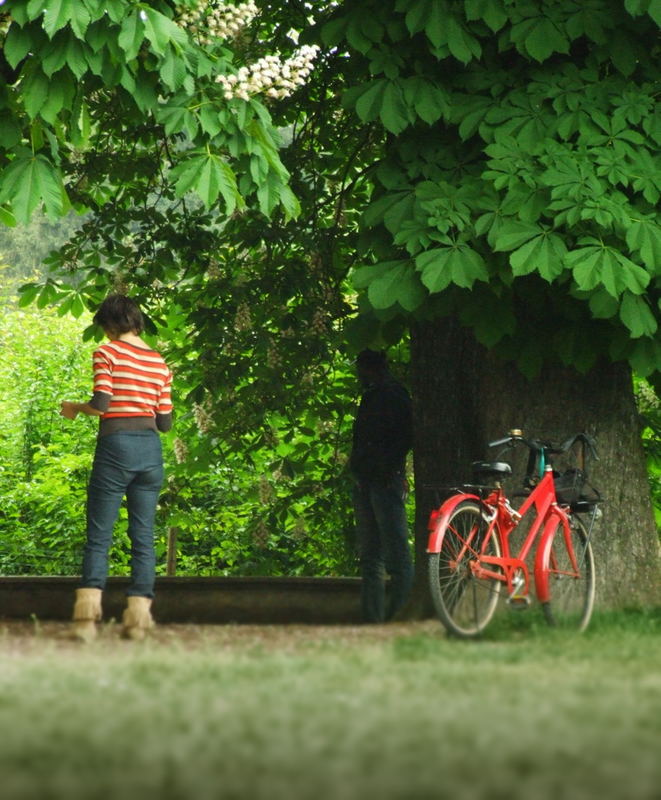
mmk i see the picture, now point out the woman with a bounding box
[61,294,173,641]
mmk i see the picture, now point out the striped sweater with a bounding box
[89,340,173,434]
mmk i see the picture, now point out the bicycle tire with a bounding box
[541,513,595,631]
[428,501,502,638]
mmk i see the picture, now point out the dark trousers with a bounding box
[353,475,414,623]
[82,431,164,598]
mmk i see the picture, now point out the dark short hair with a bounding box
[93,294,144,334]
[356,349,387,369]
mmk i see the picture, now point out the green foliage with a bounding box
[330,0,661,378]
[0,0,297,225]
[0,283,364,577]
[635,376,661,529]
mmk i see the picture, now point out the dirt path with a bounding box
[0,618,443,655]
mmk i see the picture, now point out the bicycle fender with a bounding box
[534,512,570,604]
[426,493,483,553]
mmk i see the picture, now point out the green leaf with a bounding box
[0,206,17,227]
[18,284,40,306]
[352,261,400,290]
[588,289,619,320]
[199,106,224,138]
[362,190,412,230]
[404,0,448,47]
[157,104,198,138]
[132,75,158,112]
[0,111,22,149]
[65,36,89,80]
[401,77,448,125]
[118,11,145,61]
[42,0,75,38]
[624,0,661,26]
[512,15,570,62]
[22,69,50,119]
[416,245,488,292]
[492,221,542,253]
[247,119,289,181]
[160,46,187,91]
[379,82,410,134]
[69,0,92,38]
[0,155,65,223]
[629,150,661,205]
[27,0,49,17]
[383,191,417,235]
[4,23,33,69]
[452,94,493,140]
[626,219,661,271]
[459,288,516,347]
[345,14,383,53]
[320,16,348,47]
[464,0,508,32]
[366,261,426,311]
[41,33,69,76]
[86,19,109,53]
[620,293,657,338]
[566,245,649,297]
[609,29,638,76]
[141,7,188,56]
[277,184,301,222]
[446,15,481,63]
[629,338,661,377]
[170,153,242,213]
[509,233,567,281]
[353,79,388,123]
[39,75,66,124]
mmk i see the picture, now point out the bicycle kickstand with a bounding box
[507,571,531,610]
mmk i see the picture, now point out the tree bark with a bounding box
[408,316,661,615]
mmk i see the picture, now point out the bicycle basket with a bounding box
[553,468,585,505]
[554,467,601,509]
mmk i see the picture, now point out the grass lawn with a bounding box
[0,608,658,800]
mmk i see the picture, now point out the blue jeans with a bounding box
[82,431,164,598]
[353,475,414,623]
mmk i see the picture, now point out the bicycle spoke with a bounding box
[542,516,595,631]
[429,502,501,638]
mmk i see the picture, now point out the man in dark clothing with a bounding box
[350,349,414,623]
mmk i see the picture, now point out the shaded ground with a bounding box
[0,618,444,655]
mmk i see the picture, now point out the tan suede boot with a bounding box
[121,596,154,641]
[71,588,102,642]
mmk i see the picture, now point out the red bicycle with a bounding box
[427,430,601,638]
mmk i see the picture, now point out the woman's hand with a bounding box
[60,401,80,420]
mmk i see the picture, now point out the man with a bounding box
[350,349,414,623]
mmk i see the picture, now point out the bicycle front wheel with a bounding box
[428,501,502,638]
[542,514,595,631]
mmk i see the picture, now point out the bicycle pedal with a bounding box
[507,595,531,610]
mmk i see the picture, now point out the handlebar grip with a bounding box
[489,436,513,448]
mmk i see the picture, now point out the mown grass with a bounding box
[0,609,659,800]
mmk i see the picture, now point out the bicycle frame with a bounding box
[427,467,575,605]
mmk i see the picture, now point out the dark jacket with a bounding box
[350,375,413,482]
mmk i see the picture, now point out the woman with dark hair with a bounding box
[60,294,173,641]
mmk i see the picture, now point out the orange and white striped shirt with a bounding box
[90,341,172,430]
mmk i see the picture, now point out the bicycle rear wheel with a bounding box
[428,501,501,638]
[542,514,595,631]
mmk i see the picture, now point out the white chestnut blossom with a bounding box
[177,1,259,45]
[216,45,320,101]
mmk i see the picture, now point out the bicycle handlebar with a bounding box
[488,431,598,459]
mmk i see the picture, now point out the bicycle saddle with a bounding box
[471,461,513,477]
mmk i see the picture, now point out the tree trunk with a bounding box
[408,316,661,615]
